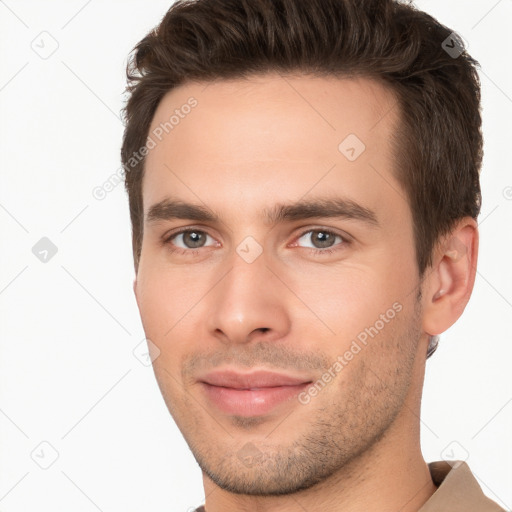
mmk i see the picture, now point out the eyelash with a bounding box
[162,227,350,257]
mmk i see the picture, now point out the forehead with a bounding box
[142,73,405,224]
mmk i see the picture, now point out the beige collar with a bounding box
[419,461,505,511]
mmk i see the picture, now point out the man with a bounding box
[121,0,505,510]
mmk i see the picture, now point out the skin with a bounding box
[133,73,478,512]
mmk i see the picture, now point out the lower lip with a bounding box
[200,382,311,417]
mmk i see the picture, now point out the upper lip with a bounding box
[199,369,312,389]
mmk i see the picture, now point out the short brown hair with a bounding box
[121,0,483,275]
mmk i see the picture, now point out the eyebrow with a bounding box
[145,197,379,228]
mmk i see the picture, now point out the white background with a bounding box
[0,1,511,510]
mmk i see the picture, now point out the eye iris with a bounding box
[312,231,335,248]
[184,231,205,248]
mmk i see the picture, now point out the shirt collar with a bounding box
[419,461,504,511]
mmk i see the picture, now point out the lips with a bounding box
[200,370,311,389]
[198,369,312,417]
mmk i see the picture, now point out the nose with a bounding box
[205,251,291,345]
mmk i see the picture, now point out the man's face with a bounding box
[134,74,426,495]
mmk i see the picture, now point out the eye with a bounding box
[162,227,349,257]
[163,229,217,253]
[294,229,348,254]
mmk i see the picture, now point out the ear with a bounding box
[133,276,139,305]
[421,217,479,336]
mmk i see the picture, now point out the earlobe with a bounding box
[422,219,479,337]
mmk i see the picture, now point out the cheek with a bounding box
[285,259,405,343]
[135,271,196,404]
[135,262,202,355]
